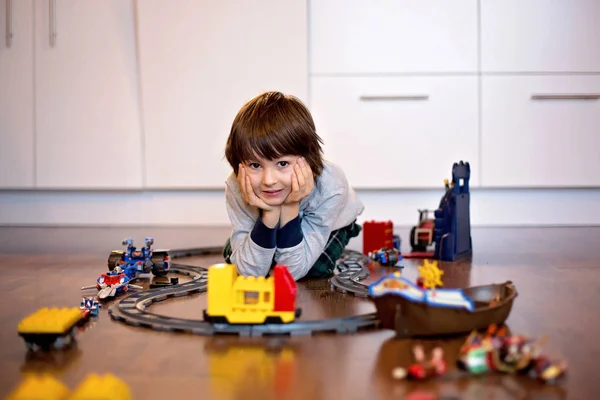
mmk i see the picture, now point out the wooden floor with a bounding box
[0,226,599,400]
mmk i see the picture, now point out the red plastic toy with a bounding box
[409,210,436,253]
[363,220,401,255]
[392,345,447,380]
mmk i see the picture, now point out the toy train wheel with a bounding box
[151,251,170,277]
[264,316,284,324]
[143,260,153,274]
[387,252,399,265]
[107,251,125,271]
[202,310,227,324]
[22,334,59,352]
[410,227,427,252]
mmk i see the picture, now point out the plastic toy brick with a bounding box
[5,374,70,400]
[18,308,83,334]
[69,373,131,400]
[203,264,301,324]
[18,307,86,351]
[362,220,395,255]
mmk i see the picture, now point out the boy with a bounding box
[223,91,364,280]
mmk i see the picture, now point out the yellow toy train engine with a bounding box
[203,264,301,324]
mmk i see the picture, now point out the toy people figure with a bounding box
[143,237,154,257]
[222,91,364,281]
[392,345,447,380]
[122,238,135,256]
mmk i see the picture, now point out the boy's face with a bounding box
[242,154,302,206]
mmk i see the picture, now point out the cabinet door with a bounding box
[310,76,479,188]
[137,0,308,188]
[34,0,143,188]
[0,0,34,188]
[481,0,600,72]
[310,0,478,74]
[481,76,600,187]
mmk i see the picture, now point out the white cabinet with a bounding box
[0,0,34,188]
[481,75,600,187]
[310,76,479,188]
[34,0,143,188]
[136,0,309,188]
[309,0,478,74]
[481,0,600,72]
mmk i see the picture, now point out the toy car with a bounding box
[107,237,171,279]
[410,209,436,252]
[368,247,402,267]
[81,267,143,300]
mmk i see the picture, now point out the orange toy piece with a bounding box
[203,263,302,324]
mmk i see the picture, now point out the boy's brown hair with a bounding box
[224,91,325,177]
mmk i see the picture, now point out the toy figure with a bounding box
[392,345,447,380]
[79,296,100,317]
[457,325,567,384]
[417,260,444,290]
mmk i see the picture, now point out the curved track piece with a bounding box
[167,263,207,280]
[330,250,371,298]
[109,261,378,336]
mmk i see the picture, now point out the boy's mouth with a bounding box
[263,189,283,197]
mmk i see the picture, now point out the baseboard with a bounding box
[1,188,599,226]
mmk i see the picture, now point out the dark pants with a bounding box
[222,220,361,280]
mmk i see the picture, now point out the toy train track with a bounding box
[109,259,379,336]
[330,250,371,298]
[164,263,207,281]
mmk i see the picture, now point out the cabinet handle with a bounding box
[360,95,429,101]
[5,0,12,48]
[49,0,56,47]
[531,94,600,100]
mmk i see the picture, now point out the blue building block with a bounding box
[433,161,473,261]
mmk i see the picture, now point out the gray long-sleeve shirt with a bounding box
[225,160,365,280]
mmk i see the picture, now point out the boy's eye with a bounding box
[277,161,289,167]
[248,163,260,169]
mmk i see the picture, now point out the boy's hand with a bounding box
[237,164,276,211]
[284,157,314,205]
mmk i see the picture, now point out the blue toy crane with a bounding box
[433,161,473,261]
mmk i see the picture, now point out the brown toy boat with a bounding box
[369,277,517,338]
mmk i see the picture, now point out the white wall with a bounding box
[1,1,599,228]
[1,188,599,227]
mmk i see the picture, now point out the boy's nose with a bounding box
[262,169,276,186]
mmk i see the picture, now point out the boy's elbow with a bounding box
[285,262,310,281]
[231,256,269,278]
